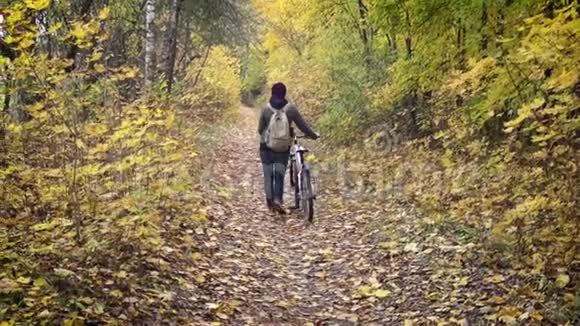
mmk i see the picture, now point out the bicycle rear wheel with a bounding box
[301,168,314,222]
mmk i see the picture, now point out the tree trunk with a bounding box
[191,46,211,91]
[176,18,192,78]
[164,0,182,94]
[389,32,397,53]
[0,40,17,61]
[357,0,372,66]
[401,2,412,58]
[457,18,466,68]
[405,35,412,58]
[480,0,488,53]
[0,40,16,115]
[144,0,157,88]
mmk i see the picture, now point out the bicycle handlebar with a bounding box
[295,133,321,139]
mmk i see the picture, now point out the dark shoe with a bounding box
[272,200,287,215]
[266,199,274,212]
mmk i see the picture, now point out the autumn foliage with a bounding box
[1,0,579,324]
[252,0,579,322]
[1,0,241,323]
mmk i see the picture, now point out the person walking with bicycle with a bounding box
[258,82,319,214]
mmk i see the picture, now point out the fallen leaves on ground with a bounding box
[2,107,576,324]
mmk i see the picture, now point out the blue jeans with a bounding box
[260,145,290,206]
[262,162,288,206]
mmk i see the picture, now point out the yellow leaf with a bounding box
[70,22,88,40]
[497,306,520,325]
[18,36,35,49]
[23,0,50,10]
[379,241,397,249]
[16,276,31,284]
[95,303,105,315]
[84,123,108,136]
[165,152,184,162]
[356,285,373,297]
[403,319,414,326]
[191,252,202,260]
[33,278,47,287]
[98,7,110,20]
[563,293,575,302]
[32,220,58,232]
[484,274,505,284]
[456,276,469,287]
[530,311,543,321]
[555,274,570,288]
[548,70,578,90]
[78,297,93,305]
[124,68,139,79]
[319,248,332,255]
[95,64,106,73]
[373,289,391,298]
[305,153,317,162]
[110,289,123,298]
[48,22,63,34]
[88,51,103,63]
[195,274,206,283]
[487,296,506,305]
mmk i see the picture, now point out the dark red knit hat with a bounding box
[271,82,287,99]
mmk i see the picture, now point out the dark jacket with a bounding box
[257,102,318,145]
[257,99,317,164]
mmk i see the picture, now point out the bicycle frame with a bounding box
[288,130,317,221]
[289,135,314,199]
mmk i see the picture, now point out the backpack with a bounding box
[265,103,292,152]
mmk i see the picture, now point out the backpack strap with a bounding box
[267,103,291,113]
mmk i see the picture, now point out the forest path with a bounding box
[192,106,488,325]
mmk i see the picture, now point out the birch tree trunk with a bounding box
[144,0,157,88]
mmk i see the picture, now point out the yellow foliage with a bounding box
[182,45,241,117]
[23,0,50,10]
[1,5,208,323]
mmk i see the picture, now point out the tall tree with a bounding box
[164,0,182,94]
[144,0,156,87]
[357,0,373,66]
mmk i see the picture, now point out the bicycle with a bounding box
[288,132,317,222]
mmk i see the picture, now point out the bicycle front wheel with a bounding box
[301,168,314,222]
[289,160,295,187]
[291,162,300,209]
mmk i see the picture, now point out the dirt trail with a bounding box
[192,107,487,325]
